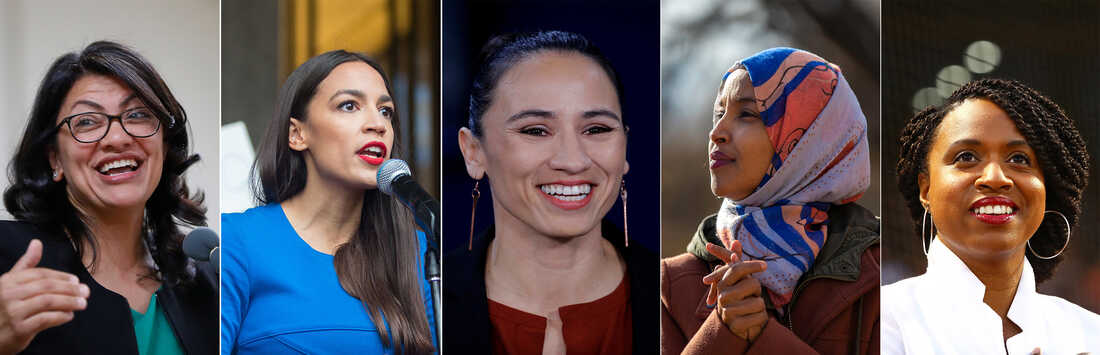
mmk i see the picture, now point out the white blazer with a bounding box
[883,238,1100,354]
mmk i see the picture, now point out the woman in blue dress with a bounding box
[220,50,436,354]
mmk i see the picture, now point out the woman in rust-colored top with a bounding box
[443,30,658,354]
[661,48,879,354]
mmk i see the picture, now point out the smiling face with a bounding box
[459,51,628,238]
[50,74,165,215]
[290,61,395,190]
[920,98,1046,261]
[708,68,774,200]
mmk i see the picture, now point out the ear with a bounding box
[918,173,930,210]
[457,127,486,180]
[288,117,308,152]
[48,149,63,182]
[623,160,630,175]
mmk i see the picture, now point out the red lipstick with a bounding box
[710,151,735,169]
[357,141,387,166]
[968,196,1018,225]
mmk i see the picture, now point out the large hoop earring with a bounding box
[921,208,935,256]
[467,180,481,251]
[620,177,628,247]
[1028,210,1071,260]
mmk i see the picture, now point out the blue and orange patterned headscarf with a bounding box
[715,48,870,309]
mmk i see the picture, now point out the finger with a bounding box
[7,268,80,285]
[716,260,767,288]
[729,239,743,260]
[12,240,42,271]
[705,243,734,264]
[706,282,718,306]
[727,311,769,334]
[718,294,765,315]
[702,264,729,284]
[718,277,763,304]
[5,279,89,301]
[16,311,73,338]
[11,294,87,319]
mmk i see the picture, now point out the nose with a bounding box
[547,131,593,174]
[362,109,388,134]
[975,161,1013,192]
[710,114,730,146]
[98,118,135,149]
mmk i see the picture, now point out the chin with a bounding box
[533,214,602,239]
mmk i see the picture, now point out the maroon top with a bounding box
[488,275,632,354]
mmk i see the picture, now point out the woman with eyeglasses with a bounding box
[0,41,216,354]
[661,48,879,354]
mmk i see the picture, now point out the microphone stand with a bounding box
[412,200,442,349]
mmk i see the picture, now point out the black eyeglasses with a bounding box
[53,107,166,143]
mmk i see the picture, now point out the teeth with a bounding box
[97,159,138,174]
[974,205,1014,215]
[539,184,591,198]
[366,146,382,154]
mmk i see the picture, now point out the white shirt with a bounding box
[883,238,1100,354]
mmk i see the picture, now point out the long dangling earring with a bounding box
[921,208,935,256]
[468,180,481,251]
[1028,210,1071,259]
[620,177,628,247]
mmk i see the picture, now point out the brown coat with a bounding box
[661,203,880,355]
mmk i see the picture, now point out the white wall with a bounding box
[0,0,220,232]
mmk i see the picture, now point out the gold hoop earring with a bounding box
[468,180,481,251]
[621,178,628,247]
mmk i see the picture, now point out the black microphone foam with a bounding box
[184,227,219,263]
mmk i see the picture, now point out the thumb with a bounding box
[13,239,43,271]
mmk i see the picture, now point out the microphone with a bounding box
[377,159,440,239]
[184,227,220,272]
[377,159,442,344]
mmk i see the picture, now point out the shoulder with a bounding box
[0,221,73,271]
[221,204,283,247]
[881,273,924,314]
[1034,293,1100,326]
[661,253,709,284]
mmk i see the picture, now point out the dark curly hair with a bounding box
[3,41,206,287]
[896,78,1090,283]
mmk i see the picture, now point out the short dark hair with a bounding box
[896,78,1090,283]
[467,30,625,135]
[4,40,206,286]
[251,50,433,354]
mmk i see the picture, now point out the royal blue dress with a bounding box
[220,204,437,354]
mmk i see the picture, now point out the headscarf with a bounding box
[715,48,869,309]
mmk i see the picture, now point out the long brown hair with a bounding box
[252,50,433,354]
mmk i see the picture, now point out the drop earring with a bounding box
[621,177,628,247]
[468,180,481,251]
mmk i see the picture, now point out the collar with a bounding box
[924,237,1043,337]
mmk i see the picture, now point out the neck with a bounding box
[484,200,625,316]
[943,238,1026,319]
[78,205,147,276]
[282,165,365,253]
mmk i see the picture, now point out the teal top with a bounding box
[131,290,185,355]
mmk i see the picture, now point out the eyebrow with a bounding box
[69,94,140,113]
[329,89,393,106]
[582,109,621,121]
[948,138,1031,149]
[506,109,554,122]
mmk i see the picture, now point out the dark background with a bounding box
[441,0,661,254]
[883,1,1100,312]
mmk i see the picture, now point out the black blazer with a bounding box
[443,221,659,354]
[0,221,218,355]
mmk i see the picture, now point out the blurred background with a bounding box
[883,1,1100,312]
[441,0,661,254]
[660,0,881,258]
[221,0,439,213]
[0,0,220,231]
